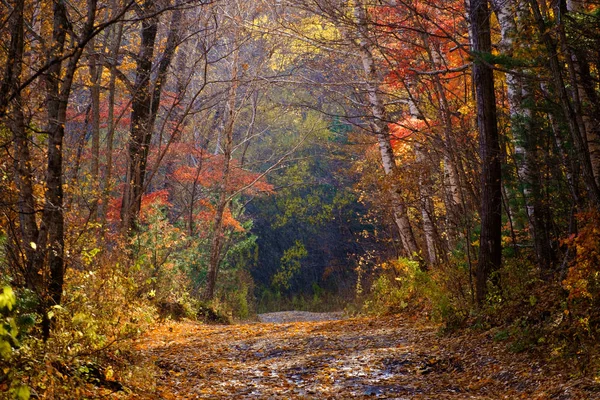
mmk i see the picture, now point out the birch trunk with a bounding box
[406,82,437,265]
[492,0,553,273]
[562,0,600,186]
[351,0,418,257]
[422,37,464,250]
[528,0,600,207]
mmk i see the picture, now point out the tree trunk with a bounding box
[560,0,600,187]
[422,35,464,251]
[470,0,502,303]
[405,81,437,265]
[88,36,102,221]
[38,0,97,338]
[351,0,419,257]
[205,51,239,301]
[121,2,159,233]
[121,3,182,232]
[415,142,438,265]
[528,0,600,207]
[5,0,43,292]
[492,0,553,274]
[101,16,124,227]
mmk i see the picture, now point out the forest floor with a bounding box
[130,312,599,399]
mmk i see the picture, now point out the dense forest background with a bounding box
[1,0,600,397]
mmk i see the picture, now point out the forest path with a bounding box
[135,316,594,399]
[257,310,345,323]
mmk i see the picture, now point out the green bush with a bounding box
[1,286,30,399]
[362,257,470,328]
[363,258,432,315]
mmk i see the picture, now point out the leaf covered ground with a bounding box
[130,313,599,399]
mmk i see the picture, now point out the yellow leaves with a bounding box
[0,286,16,311]
[266,15,341,71]
[458,104,472,115]
[12,385,30,400]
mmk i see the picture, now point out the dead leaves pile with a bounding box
[133,315,599,399]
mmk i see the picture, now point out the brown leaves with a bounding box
[132,316,597,399]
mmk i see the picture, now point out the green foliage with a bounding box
[0,287,32,399]
[131,203,193,305]
[6,259,157,398]
[256,285,350,314]
[248,111,374,305]
[363,258,442,317]
[0,286,18,360]
[272,241,308,291]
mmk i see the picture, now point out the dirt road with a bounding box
[135,313,596,399]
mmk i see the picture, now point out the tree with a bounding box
[470,0,502,303]
[3,0,102,338]
[120,1,184,232]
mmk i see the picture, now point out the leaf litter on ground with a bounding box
[130,313,599,399]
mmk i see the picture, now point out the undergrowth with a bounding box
[1,249,159,399]
[361,211,600,377]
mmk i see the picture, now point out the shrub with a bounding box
[364,258,436,316]
[0,286,31,399]
[562,210,600,337]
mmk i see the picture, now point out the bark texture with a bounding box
[470,0,502,303]
[352,0,419,257]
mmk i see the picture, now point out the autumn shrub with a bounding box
[1,236,159,399]
[363,258,440,316]
[539,210,600,371]
[213,269,255,320]
[129,198,195,307]
[361,254,480,331]
[561,210,600,337]
[428,258,474,330]
[0,286,31,399]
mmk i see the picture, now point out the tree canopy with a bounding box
[2,0,600,397]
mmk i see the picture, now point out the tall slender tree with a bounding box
[470,0,502,303]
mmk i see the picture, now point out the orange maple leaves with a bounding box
[171,154,274,196]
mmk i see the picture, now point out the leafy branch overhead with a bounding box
[1,0,600,397]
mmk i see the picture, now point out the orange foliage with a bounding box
[562,211,600,302]
[105,190,172,223]
[140,189,171,221]
[388,117,428,149]
[374,0,468,86]
[171,154,274,195]
[66,99,132,128]
[194,199,244,233]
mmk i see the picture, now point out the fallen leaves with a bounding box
[131,316,598,399]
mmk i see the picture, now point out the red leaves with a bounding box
[389,118,426,139]
[171,154,274,195]
[562,211,600,302]
[140,189,171,221]
[193,199,244,232]
[66,99,132,128]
